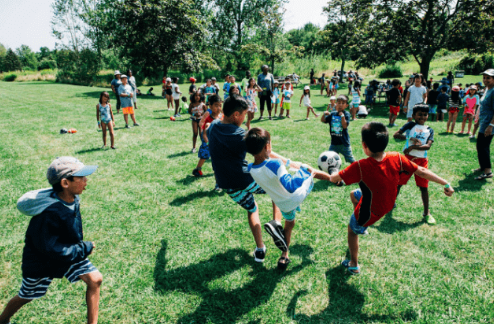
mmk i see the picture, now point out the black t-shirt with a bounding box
[324,111,352,147]
[428,90,439,105]
[387,88,401,106]
[189,84,197,93]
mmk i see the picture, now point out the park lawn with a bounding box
[0,79,493,324]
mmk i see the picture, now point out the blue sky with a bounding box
[0,0,329,51]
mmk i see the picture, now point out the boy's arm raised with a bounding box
[414,167,454,196]
[404,139,432,154]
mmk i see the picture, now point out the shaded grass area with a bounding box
[0,80,493,323]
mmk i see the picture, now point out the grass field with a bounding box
[1,79,493,324]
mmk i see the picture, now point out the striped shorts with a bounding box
[18,259,97,300]
[226,182,266,213]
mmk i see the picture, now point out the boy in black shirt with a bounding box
[387,79,402,127]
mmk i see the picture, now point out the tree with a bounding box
[107,0,217,76]
[326,0,494,79]
[16,45,38,71]
[0,43,6,72]
[286,23,324,55]
[4,49,22,72]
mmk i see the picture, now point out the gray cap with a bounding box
[481,69,494,77]
[121,74,128,79]
[46,157,97,185]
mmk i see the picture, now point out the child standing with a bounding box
[96,92,116,150]
[364,83,374,111]
[246,78,262,130]
[320,73,326,95]
[350,81,361,121]
[245,128,331,270]
[436,87,449,122]
[320,95,355,163]
[299,86,320,120]
[188,92,207,153]
[281,81,294,118]
[223,74,231,100]
[279,77,294,118]
[110,71,122,114]
[329,122,454,275]
[387,79,402,127]
[204,79,216,106]
[119,74,139,128]
[446,86,461,133]
[461,85,480,135]
[0,157,102,324]
[172,77,182,118]
[393,104,436,224]
[271,80,280,116]
[181,96,189,115]
[427,82,440,122]
[404,74,428,122]
[327,96,337,112]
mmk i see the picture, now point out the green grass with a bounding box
[1,79,493,323]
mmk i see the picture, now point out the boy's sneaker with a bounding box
[424,214,436,225]
[192,148,197,153]
[214,183,222,192]
[134,123,140,126]
[253,246,266,263]
[192,168,203,177]
[125,124,130,128]
[264,220,288,252]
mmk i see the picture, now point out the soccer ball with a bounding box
[170,116,176,121]
[317,151,342,174]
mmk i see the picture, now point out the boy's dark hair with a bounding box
[229,84,239,96]
[440,87,447,92]
[223,94,248,117]
[181,96,187,102]
[354,81,361,89]
[245,128,271,155]
[413,103,429,115]
[150,87,154,90]
[451,90,460,101]
[414,74,422,81]
[391,79,400,87]
[361,122,389,153]
[172,77,178,83]
[99,91,110,104]
[337,94,349,103]
[208,94,221,106]
[189,92,204,104]
[52,176,74,193]
[433,82,439,90]
[225,74,230,78]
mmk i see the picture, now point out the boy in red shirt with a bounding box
[329,122,454,275]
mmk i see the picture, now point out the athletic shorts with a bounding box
[282,102,291,111]
[449,107,459,114]
[226,182,266,213]
[389,105,400,115]
[399,154,429,188]
[122,106,134,115]
[281,206,300,222]
[18,259,97,300]
[428,104,437,114]
[351,102,360,108]
[349,190,368,235]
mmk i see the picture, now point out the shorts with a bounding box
[101,117,112,124]
[281,206,301,222]
[329,144,356,163]
[198,133,210,160]
[399,155,429,188]
[428,104,437,114]
[226,182,266,213]
[389,105,400,115]
[351,102,360,108]
[349,190,368,234]
[122,106,134,115]
[365,96,373,104]
[449,107,459,114]
[283,102,291,111]
[463,107,475,116]
[18,259,97,300]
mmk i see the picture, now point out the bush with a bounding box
[457,53,494,74]
[38,59,57,70]
[378,64,403,78]
[4,73,17,81]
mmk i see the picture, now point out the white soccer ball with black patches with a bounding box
[317,151,342,174]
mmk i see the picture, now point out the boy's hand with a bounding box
[444,187,454,197]
[324,111,330,116]
[98,123,101,129]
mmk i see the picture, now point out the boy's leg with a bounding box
[131,113,137,124]
[247,202,264,249]
[0,295,32,324]
[420,187,429,216]
[79,271,103,324]
[341,145,356,163]
[280,219,295,263]
[347,225,359,268]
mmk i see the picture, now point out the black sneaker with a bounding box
[264,220,288,252]
[253,246,266,262]
[125,124,130,129]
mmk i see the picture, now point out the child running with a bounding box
[320,95,355,163]
[244,127,331,270]
[393,104,436,224]
[96,91,116,150]
[246,78,262,130]
[299,86,320,120]
[188,92,207,153]
[329,122,454,275]
[447,86,461,133]
[461,85,480,135]
[0,157,101,324]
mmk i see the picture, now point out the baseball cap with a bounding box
[211,77,216,81]
[47,157,98,185]
[481,69,494,77]
[330,96,336,100]
[452,86,460,91]
[304,86,310,90]
[121,74,128,79]
[114,70,121,75]
[189,77,196,82]
[274,80,279,84]
[166,77,171,82]
[470,85,478,90]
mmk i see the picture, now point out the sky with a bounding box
[0,0,328,52]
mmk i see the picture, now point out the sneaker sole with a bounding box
[264,223,288,252]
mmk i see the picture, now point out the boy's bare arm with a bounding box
[339,112,348,129]
[329,172,343,184]
[393,129,406,140]
[404,139,432,154]
[414,166,454,196]
[321,111,329,122]
[269,151,302,169]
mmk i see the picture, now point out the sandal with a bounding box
[277,257,291,271]
[341,259,360,275]
[475,173,493,180]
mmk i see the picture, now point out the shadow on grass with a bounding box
[456,174,488,192]
[154,240,314,324]
[312,179,335,192]
[169,187,219,207]
[76,91,160,100]
[374,209,422,234]
[167,151,191,158]
[175,174,213,186]
[286,265,417,322]
[76,147,102,154]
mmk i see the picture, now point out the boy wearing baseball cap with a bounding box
[0,157,101,324]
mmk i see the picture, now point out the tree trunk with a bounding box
[340,55,346,83]
[163,65,169,78]
[419,58,431,81]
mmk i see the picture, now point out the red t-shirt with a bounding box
[339,152,418,227]
[201,110,215,131]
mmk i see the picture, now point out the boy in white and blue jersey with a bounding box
[245,128,331,270]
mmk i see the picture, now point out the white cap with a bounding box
[304,86,310,90]
[330,96,336,100]
[166,77,171,82]
[114,70,121,75]
[120,74,128,79]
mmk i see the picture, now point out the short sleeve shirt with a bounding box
[118,84,133,108]
[437,93,449,108]
[399,122,434,158]
[283,90,293,103]
[428,90,439,105]
[387,88,401,106]
[111,79,122,92]
[479,88,494,134]
[257,73,274,92]
[189,84,197,93]
[407,85,427,109]
[324,111,351,146]
[339,153,418,227]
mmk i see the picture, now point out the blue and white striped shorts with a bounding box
[226,182,266,213]
[18,259,97,300]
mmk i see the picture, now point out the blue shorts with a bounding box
[428,104,437,114]
[351,103,360,108]
[198,133,210,160]
[349,190,368,235]
[18,259,97,300]
[226,182,266,213]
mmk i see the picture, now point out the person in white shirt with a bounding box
[404,74,428,122]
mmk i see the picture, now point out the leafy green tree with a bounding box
[16,45,38,70]
[0,43,6,71]
[286,23,324,55]
[4,49,22,72]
